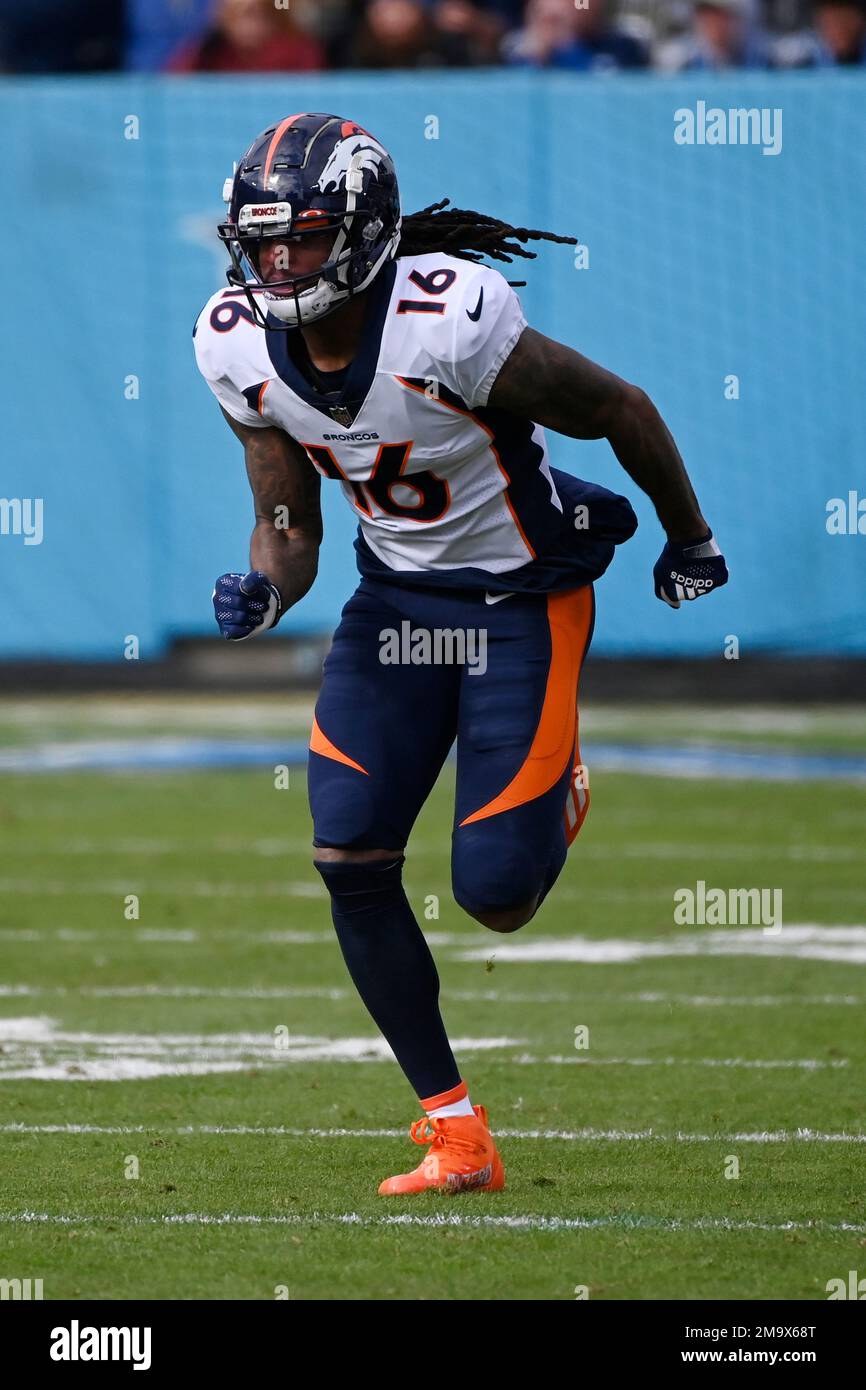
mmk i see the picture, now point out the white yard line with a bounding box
[0,929,341,944]
[0,984,859,1006]
[0,879,327,899]
[0,1020,522,1080]
[0,984,352,999]
[0,1018,846,1064]
[622,992,861,1006]
[2,1210,864,1235]
[510,1056,849,1069]
[0,927,461,946]
[457,926,866,966]
[0,1019,848,1081]
[2,1124,864,1143]
[5,924,866,965]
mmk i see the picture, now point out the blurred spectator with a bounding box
[8,0,866,76]
[0,0,122,72]
[350,0,477,66]
[272,0,359,67]
[814,0,866,59]
[167,0,326,71]
[331,0,528,66]
[657,0,774,68]
[775,0,866,62]
[432,1,513,62]
[504,0,648,69]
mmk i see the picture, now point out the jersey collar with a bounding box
[264,260,397,426]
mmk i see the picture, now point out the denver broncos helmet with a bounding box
[218,112,402,329]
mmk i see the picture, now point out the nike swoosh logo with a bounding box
[484,591,513,605]
[467,287,484,322]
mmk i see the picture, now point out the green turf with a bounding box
[0,699,865,1299]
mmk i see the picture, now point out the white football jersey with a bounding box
[194,253,568,585]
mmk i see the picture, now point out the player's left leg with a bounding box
[309,579,463,1104]
[451,585,595,932]
[310,579,507,1195]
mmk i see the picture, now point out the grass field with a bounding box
[0,696,864,1301]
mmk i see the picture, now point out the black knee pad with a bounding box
[314,856,406,917]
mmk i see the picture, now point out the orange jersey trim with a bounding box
[393,376,536,559]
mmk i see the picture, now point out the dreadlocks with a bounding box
[397,199,577,287]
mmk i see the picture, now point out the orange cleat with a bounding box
[378,1104,505,1195]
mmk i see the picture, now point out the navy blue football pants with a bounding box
[309,576,594,914]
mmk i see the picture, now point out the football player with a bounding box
[194,113,728,1195]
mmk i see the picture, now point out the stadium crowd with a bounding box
[0,0,863,73]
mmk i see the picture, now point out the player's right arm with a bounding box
[219,408,323,624]
[192,290,323,637]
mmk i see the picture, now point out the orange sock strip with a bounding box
[420,1079,468,1113]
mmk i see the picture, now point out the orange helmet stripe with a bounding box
[261,113,305,189]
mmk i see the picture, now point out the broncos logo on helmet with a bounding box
[217,113,402,330]
[316,131,392,195]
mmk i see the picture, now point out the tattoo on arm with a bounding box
[488,327,708,542]
[220,407,322,618]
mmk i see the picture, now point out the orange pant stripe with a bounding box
[459,586,592,826]
[309,716,369,776]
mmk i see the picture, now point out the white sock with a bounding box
[428,1096,475,1119]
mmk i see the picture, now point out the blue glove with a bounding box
[212,570,282,640]
[653,532,728,609]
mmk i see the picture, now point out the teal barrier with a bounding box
[1,72,864,657]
